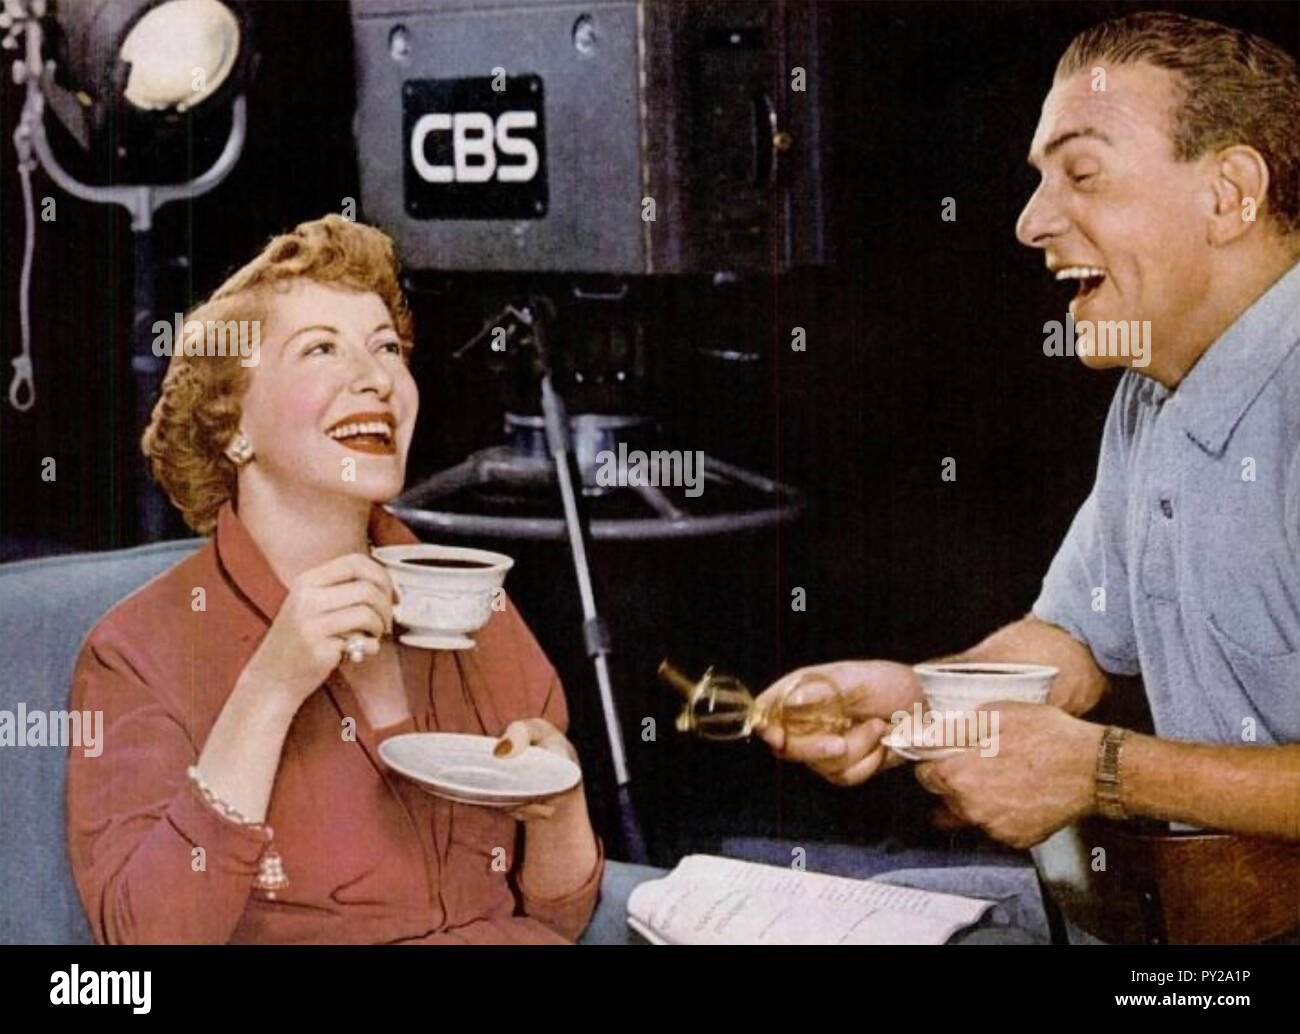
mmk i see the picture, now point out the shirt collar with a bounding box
[1156,259,1300,456]
[215,499,421,624]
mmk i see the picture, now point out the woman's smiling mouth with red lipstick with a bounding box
[325,410,397,455]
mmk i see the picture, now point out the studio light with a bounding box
[4,0,256,541]
[34,0,253,160]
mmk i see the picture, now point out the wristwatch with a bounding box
[1095,725,1129,820]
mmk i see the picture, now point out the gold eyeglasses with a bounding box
[657,659,854,742]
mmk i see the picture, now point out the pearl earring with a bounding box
[225,433,254,466]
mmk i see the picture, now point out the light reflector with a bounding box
[119,0,240,112]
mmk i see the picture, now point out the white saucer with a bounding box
[881,734,969,762]
[378,732,581,805]
[400,631,475,650]
[422,790,524,808]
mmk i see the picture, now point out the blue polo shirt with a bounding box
[1032,259,1300,745]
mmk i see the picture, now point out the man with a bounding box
[759,11,1300,855]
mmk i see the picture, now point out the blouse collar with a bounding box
[214,499,420,624]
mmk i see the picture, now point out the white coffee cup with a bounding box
[371,544,514,650]
[911,661,1059,711]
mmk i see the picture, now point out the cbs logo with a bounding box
[410,111,540,184]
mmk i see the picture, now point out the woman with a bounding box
[66,214,603,944]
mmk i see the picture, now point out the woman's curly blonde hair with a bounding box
[141,214,415,535]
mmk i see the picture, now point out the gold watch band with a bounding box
[1095,725,1128,820]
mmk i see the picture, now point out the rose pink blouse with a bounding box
[66,501,603,944]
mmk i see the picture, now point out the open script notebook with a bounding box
[627,854,995,945]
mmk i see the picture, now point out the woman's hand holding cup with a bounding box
[241,553,397,710]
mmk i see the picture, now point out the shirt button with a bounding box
[1159,498,1174,519]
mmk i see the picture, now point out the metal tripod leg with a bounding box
[535,342,647,864]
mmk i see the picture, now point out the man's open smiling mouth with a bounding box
[325,411,397,455]
[1055,264,1108,303]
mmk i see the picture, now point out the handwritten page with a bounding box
[627,854,993,945]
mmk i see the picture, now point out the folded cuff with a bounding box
[1030,600,1142,677]
[517,836,606,942]
[165,776,275,875]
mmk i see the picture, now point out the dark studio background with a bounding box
[1,0,1296,866]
